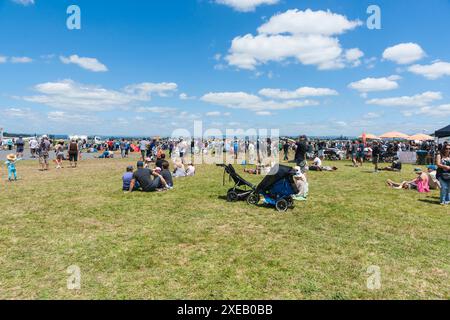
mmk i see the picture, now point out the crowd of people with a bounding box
[1,134,449,206]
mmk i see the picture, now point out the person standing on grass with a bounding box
[5,153,20,181]
[120,139,126,158]
[68,139,79,168]
[295,135,308,172]
[436,144,450,206]
[233,139,239,160]
[139,138,149,161]
[124,140,130,158]
[55,141,65,169]
[38,135,51,171]
[7,138,13,151]
[29,137,38,158]
[372,141,381,172]
[357,140,365,167]
[15,136,25,159]
[350,141,358,167]
[283,140,290,161]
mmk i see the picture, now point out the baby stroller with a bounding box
[217,164,256,202]
[247,164,299,212]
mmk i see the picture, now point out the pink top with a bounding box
[416,174,430,193]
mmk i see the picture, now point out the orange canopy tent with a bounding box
[379,131,409,139]
[408,133,434,141]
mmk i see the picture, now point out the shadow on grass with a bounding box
[418,199,441,205]
[217,195,229,201]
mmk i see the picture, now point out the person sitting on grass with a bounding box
[5,154,20,182]
[173,161,186,178]
[186,162,196,176]
[144,157,152,169]
[426,165,440,190]
[122,166,140,191]
[386,168,430,193]
[160,160,173,188]
[380,157,402,172]
[155,153,166,169]
[309,156,323,171]
[292,166,308,201]
[128,161,171,193]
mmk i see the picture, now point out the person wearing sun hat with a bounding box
[5,153,20,181]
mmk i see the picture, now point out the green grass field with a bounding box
[0,156,449,300]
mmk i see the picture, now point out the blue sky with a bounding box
[1,0,450,137]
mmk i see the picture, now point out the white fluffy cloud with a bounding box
[206,111,231,117]
[225,9,363,70]
[345,48,364,67]
[366,91,442,107]
[0,56,33,64]
[408,61,450,80]
[363,112,382,119]
[179,93,196,100]
[348,75,400,93]
[12,0,34,5]
[48,111,99,123]
[136,106,177,113]
[258,9,362,35]
[201,91,319,111]
[215,0,279,12]
[124,82,178,99]
[255,111,272,116]
[60,55,108,72]
[22,79,178,112]
[415,104,450,117]
[11,56,33,63]
[2,107,33,118]
[382,43,425,65]
[259,86,338,99]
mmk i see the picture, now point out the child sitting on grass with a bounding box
[5,154,20,182]
[122,166,139,191]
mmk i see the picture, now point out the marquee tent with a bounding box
[408,133,434,141]
[379,131,409,139]
[435,125,450,138]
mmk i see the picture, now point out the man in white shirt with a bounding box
[139,139,149,161]
[29,138,39,158]
[313,156,322,167]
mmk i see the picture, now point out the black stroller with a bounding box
[247,164,299,212]
[217,164,256,202]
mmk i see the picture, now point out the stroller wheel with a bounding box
[275,199,289,212]
[227,191,239,202]
[247,193,260,205]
